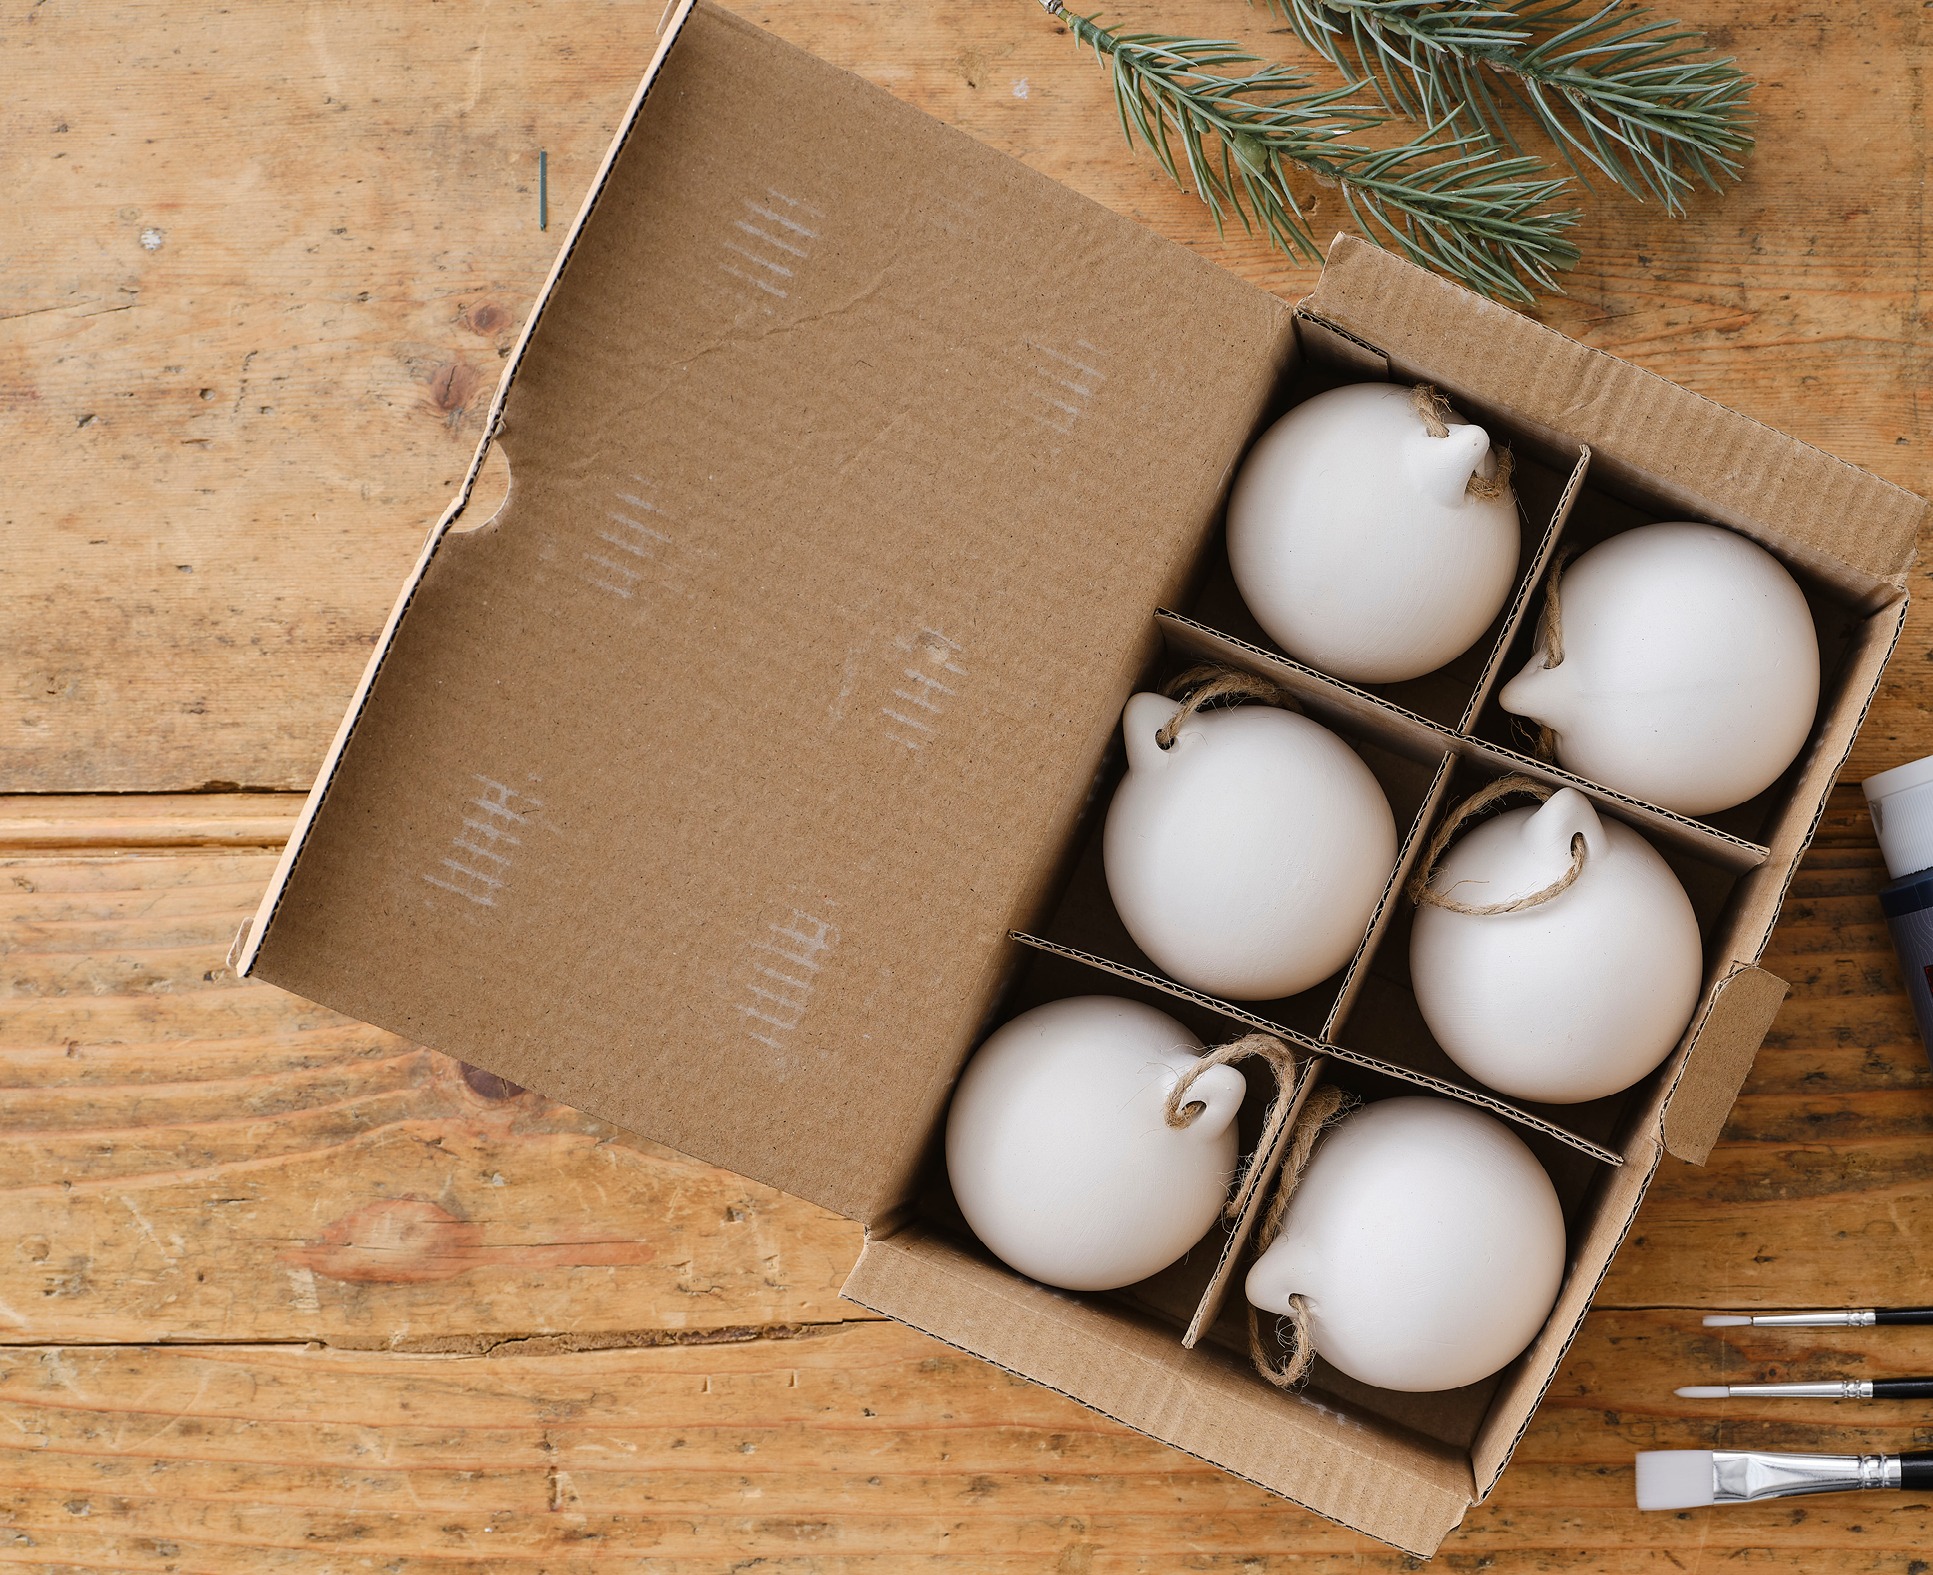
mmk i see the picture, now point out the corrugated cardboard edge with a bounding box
[843,1226,1475,1557]
[232,0,703,978]
[1307,235,1925,599]
[1458,445,1591,733]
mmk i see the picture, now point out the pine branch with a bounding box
[1268,0,1754,213]
[1044,4,1580,303]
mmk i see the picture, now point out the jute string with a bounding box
[1529,546,1577,761]
[1245,1083,1356,1389]
[1156,663,1299,750]
[1163,1039,1352,1388]
[1405,773,1586,916]
[1411,384,1514,502]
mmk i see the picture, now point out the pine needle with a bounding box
[1045,3,1580,302]
[1266,0,1755,213]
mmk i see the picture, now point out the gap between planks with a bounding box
[0,1315,883,1358]
[0,793,305,851]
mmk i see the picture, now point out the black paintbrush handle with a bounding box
[1874,1379,1933,1398]
[1875,1307,1933,1325]
[1898,1451,1933,1491]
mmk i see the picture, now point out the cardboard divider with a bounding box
[1158,610,1775,877]
[1327,753,1749,1162]
[1458,447,1592,733]
[1009,932,1621,1167]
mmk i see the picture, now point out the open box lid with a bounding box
[239,0,1299,1227]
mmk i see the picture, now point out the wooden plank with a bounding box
[2,1313,1932,1571]
[4,0,1925,790]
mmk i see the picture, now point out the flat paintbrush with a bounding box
[1702,1306,1933,1328]
[1676,1377,1933,1399]
[1637,1448,1933,1510]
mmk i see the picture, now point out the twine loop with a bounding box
[1247,1083,1355,1389]
[1411,384,1514,502]
[1162,1032,1298,1133]
[1156,664,1299,751]
[1529,546,1577,761]
[1405,773,1586,916]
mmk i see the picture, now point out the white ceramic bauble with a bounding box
[1226,382,1520,684]
[1104,692,1398,1000]
[1245,1096,1567,1392]
[1499,522,1820,816]
[946,996,1248,1292]
[1410,788,1703,1104]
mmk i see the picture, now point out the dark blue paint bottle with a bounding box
[1865,757,1933,1065]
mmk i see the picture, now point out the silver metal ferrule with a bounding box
[1711,1450,1899,1502]
[1722,1380,1873,1399]
[1746,1310,1877,1328]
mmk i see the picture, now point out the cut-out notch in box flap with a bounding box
[1660,963,1790,1164]
[1306,236,1924,601]
[241,0,1299,1230]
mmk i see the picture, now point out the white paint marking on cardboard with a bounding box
[744,199,819,238]
[1013,77,1029,98]
[424,776,543,908]
[723,241,794,279]
[738,909,838,1058]
[765,187,827,219]
[721,263,788,299]
[734,219,808,258]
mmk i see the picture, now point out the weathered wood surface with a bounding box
[3,787,1931,1569]
[7,0,1933,1564]
[5,0,1928,789]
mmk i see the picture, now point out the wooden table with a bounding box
[5,1,1929,1566]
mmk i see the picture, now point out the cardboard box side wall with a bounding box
[1308,237,1924,605]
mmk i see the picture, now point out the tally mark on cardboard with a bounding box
[717,189,824,315]
[583,475,675,600]
[736,908,839,1055]
[422,775,544,908]
[881,628,967,752]
[1023,338,1106,437]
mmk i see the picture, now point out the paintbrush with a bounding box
[1636,1448,1933,1509]
[1702,1307,1933,1328]
[1676,1378,1933,1400]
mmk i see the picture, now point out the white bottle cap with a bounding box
[1862,754,1933,879]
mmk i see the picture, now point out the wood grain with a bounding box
[4,0,1926,788]
[6,0,1932,1562]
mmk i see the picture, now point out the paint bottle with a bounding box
[1863,755,1933,1065]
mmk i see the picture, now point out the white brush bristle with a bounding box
[1636,1450,1717,1511]
[1702,1315,1750,1327]
[1674,1386,1729,1398]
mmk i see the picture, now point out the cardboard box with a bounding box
[236,2,1926,1554]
